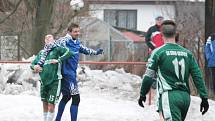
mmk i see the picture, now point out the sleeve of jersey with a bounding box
[140,53,158,96]
[58,47,75,63]
[37,37,67,66]
[37,43,58,67]
[145,28,156,50]
[30,52,41,70]
[190,55,208,98]
[79,44,97,55]
[140,71,156,97]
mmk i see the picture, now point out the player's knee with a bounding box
[48,103,55,112]
[72,94,80,105]
[62,95,71,103]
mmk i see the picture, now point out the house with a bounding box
[84,0,177,32]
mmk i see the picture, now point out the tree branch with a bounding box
[0,0,22,24]
[53,10,82,36]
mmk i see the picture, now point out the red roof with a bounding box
[122,31,145,42]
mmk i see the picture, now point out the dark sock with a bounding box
[70,105,78,121]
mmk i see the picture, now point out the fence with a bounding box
[0,35,19,60]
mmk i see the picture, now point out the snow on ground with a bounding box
[0,64,215,121]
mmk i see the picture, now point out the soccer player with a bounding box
[138,20,209,121]
[31,34,73,121]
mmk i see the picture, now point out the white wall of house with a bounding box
[89,4,175,31]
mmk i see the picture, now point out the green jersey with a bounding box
[31,46,72,86]
[141,43,208,98]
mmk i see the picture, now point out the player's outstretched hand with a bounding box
[33,65,42,73]
[96,48,103,55]
[138,96,146,108]
[200,98,209,115]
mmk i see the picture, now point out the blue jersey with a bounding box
[59,34,97,80]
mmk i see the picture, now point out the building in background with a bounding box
[84,0,176,31]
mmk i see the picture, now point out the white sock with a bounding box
[43,112,48,121]
[46,112,55,121]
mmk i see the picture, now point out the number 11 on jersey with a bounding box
[172,58,185,81]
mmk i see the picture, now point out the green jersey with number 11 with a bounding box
[141,43,208,98]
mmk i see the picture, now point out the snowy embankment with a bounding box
[0,63,214,121]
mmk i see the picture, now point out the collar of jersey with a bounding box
[165,42,177,45]
[65,33,80,43]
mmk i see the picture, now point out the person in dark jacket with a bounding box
[145,16,165,105]
[145,16,164,53]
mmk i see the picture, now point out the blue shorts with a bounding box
[61,77,79,96]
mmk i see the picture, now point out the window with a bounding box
[104,9,137,30]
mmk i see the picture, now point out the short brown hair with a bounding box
[155,16,164,21]
[67,23,79,32]
[161,20,177,38]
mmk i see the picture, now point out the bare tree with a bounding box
[174,1,205,68]
[0,0,88,57]
[0,0,14,12]
[31,0,56,54]
[0,0,56,55]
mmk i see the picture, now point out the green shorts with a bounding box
[40,80,61,104]
[158,90,191,121]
